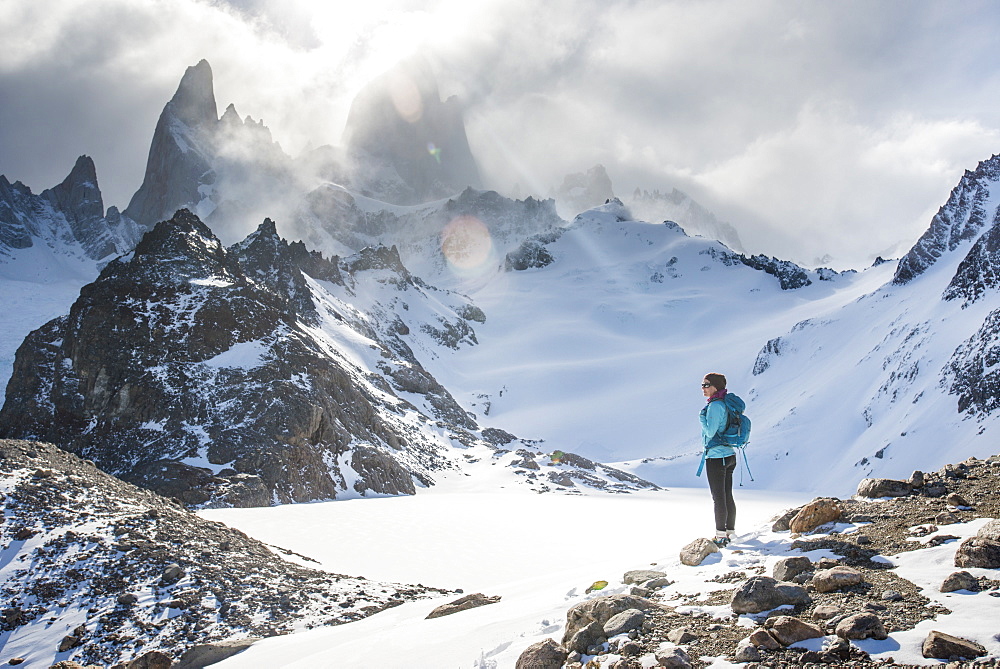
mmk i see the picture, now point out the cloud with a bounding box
[1,0,999,268]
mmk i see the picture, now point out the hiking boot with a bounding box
[712,535,730,548]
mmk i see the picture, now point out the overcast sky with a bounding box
[2,0,999,268]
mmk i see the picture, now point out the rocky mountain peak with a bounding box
[342,56,482,204]
[167,58,218,129]
[893,153,1000,285]
[126,208,232,283]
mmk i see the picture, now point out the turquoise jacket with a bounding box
[700,392,746,459]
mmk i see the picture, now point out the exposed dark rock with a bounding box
[895,153,1000,284]
[730,576,811,614]
[739,254,811,290]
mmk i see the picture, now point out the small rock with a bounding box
[623,570,664,585]
[117,593,139,606]
[835,612,888,640]
[679,537,719,566]
[748,628,782,650]
[921,630,987,660]
[771,508,799,532]
[812,604,842,620]
[643,577,673,589]
[58,635,82,652]
[772,556,812,581]
[946,492,971,508]
[515,638,567,669]
[812,565,863,593]
[732,641,761,663]
[941,571,979,593]
[881,590,903,601]
[731,576,811,614]
[765,615,825,645]
[666,626,698,644]
[603,609,645,637]
[653,645,692,668]
[909,470,925,487]
[160,563,185,584]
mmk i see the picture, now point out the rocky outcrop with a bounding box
[894,153,1000,285]
[739,254,812,290]
[946,308,1000,415]
[0,439,449,667]
[0,209,486,505]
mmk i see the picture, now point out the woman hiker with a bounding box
[698,372,745,547]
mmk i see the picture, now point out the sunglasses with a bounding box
[701,382,712,388]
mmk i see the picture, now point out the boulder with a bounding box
[812,604,842,620]
[856,478,911,498]
[835,612,888,640]
[765,616,825,646]
[772,556,812,582]
[515,638,567,669]
[603,609,646,637]
[922,630,987,660]
[564,620,606,654]
[946,492,971,507]
[748,628,781,649]
[174,639,259,669]
[789,497,842,534]
[666,627,698,644]
[732,640,762,663]
[812,565,863,593]
[623,569,665,585]
[562,594,654,647]
[653,645,693,668]
[679,537,719,566]
[425,593,501,619]
[977,518,1000,541]
[954,537,1000,568]
[730,576,811,614]
[940,570,979,593]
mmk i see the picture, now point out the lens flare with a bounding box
[549,450,565,464]
[427,142,442,163]
[440,215,494,272]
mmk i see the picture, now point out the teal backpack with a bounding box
[720,407,751,448]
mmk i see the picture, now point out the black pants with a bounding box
[706,455,737,532]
